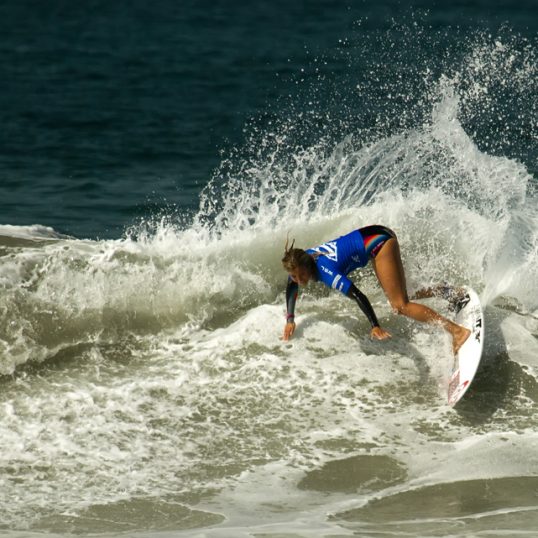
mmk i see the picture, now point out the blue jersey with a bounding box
[306,229,368,294]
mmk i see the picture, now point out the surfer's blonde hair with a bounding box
[281,234,316,275]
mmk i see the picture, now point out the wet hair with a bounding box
[281,235,316,275]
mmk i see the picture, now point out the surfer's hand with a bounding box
[370,326,391,340]
[282,321,296,341]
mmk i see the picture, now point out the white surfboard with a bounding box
[447,287,484,406]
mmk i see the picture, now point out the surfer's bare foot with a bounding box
[452,325,471,355]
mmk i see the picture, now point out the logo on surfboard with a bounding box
[474,317,482,342]
[448,377,470,405]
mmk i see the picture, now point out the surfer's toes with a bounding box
[452,327,471,355]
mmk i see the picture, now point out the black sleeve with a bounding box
[347,282,380,328]
[285,277,299,321]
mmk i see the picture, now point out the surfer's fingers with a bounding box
[370,326,391,340]
[287,322,296,338]
[281,322,296,340]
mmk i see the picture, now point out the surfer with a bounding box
[281,225,471,354]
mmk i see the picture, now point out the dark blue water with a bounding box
[1,0,536,238]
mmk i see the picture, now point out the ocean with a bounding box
[1,1,537,536]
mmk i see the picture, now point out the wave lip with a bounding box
[0,225,72,248]
[0,224,71,240]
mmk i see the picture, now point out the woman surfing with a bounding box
[281,225,470,355]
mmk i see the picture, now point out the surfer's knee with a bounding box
[390,299,410,316]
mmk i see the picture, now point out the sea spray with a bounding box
[1,31,537,376]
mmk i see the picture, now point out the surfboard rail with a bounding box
[447,287,484,407]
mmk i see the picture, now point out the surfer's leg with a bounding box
[411,286,441,300]
[372,239,470,354]
[411,285,470,313]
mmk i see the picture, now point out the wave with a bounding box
[0,31,537,375]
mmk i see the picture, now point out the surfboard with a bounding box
[447,286,484,407]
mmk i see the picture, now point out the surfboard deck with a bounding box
[447,286,484,407]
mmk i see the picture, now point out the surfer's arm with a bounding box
[347,282,390,340]
[347,283,390,339]
[283,277,298,340]
[286,276,298,321]
[347,283,379,328]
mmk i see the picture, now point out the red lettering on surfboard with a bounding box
[448,370,460,396]
[449,379,470,405]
